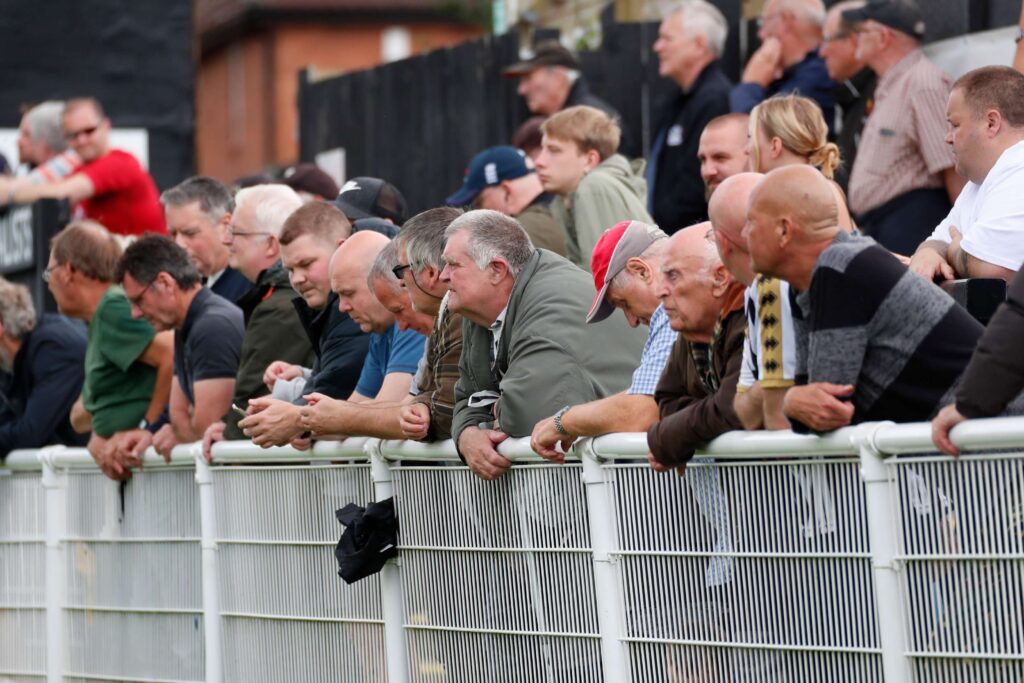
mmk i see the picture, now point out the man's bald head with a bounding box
[745,165,840,281]
[330,231,395,333]
[752,165,839,239]
[710,172,764,247]
[657,222,732,341]
[331,231,391,280]
[709,172,763,286]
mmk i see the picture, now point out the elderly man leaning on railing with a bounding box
[645,222,745,472]
[746,166,984,433]
[530,220,671,461]
[445,209,645,480]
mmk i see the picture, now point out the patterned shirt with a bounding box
[848,50,954,215]
[626,304,676,396]
[411,293,464,442]
[737,275,796,391]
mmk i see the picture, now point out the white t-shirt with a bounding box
[929,140,1024,271]
[737,276,797,391]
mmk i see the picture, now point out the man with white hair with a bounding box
[16,100,82,183]
[443,209,644,480]
[730,0,835,132]
[0,277,88,460]
[649,0,732,233]
[646,223,746,470]
[202,184,315,457]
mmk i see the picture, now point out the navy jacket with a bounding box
[0,314,88,459]
[209,266,251,305]
[647,61,732,233]
[730,48,836,134]
[293,292,371,402]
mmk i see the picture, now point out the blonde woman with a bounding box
[747,93,855,230]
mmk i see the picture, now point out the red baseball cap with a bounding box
[587,220,667,323]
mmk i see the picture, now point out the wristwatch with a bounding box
[1016,27,1024,44]
[553,405,572,437]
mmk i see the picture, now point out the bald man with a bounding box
[744,165,984,432]
[709,172,791,431]
[298,232,426,440]
[646,222,746,470]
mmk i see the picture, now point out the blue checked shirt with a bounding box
[627,304,676,396]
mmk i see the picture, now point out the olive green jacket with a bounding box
[452,249,646,450]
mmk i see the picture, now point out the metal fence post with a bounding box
[195,445,223,683]
[578,439,630,682]
[366,438,409,683]
[39,446,66,683]
[856,423,912,683]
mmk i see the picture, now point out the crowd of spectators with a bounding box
[5,0,1024,483]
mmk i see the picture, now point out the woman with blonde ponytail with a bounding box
[747,93,854,228]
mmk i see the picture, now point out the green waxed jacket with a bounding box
[550,153,653,270]
[451,249,647,451]
[223,263,316,439]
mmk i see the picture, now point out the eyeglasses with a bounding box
[392,262,412,280]
[822,31,852,43]
[41,264,60,283]
[125,280,156,307]
[65,125,99,141]
[227,225,272,239]
[756,12,783,28]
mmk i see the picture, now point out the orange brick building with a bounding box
[195,0,482,183]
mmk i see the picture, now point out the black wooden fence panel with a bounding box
[298,0,1010,215]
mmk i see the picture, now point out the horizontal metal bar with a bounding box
[210,438,370,464]
[874,416,1024,454]
[63,673,201,683]
[884,452,1024,465]
[220,611,383,626]
[403,623,600,639]
[60,537,200,544]
[0,603,45,610]
[619,636,882,656]
[907,650,1024,661]
[0,538,45,544]
[63,606,202,616]
[211,463,369,472]
[896,553,1024,561]
[612,549,872,560]
[216,539,334,547]
[398,544,592,554]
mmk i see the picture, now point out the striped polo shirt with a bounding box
[847,49,954,215]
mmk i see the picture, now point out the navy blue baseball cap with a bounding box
[446,146,533,207]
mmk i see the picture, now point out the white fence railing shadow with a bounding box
[1,417,1023,682]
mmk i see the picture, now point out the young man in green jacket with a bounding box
[536,105,653,271]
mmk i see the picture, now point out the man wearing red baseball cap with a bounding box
[531,220,674,460]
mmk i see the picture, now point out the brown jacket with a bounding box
[647,283,746,466]
[956,263,1024,418]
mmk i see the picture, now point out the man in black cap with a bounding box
[446,145,566,256]
[842,0,961,254]
[503,40,632,156]
[333,176,407,238]
[281,163,340,203]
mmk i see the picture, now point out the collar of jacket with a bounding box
[489,248,545,373]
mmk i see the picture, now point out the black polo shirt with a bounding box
[173,288,244,406]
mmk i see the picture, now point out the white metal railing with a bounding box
[1,418,1023,682]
